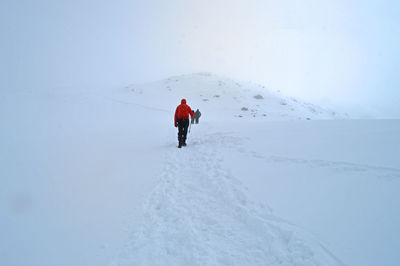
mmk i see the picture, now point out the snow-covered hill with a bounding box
[1,75,399,266]
[119,72,344,121]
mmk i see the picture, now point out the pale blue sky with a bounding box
[1,0,399,117]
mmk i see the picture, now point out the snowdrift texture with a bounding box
[2,73,399,266]
[114,130,344,266]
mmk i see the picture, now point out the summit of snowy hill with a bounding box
[119,72,345,121]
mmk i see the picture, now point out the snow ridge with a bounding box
[122,72,345,121]
[114,131,342,266]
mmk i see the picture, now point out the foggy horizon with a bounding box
[1,0,399,117]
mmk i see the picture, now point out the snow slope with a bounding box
[114,124,344,266]
[117,72,344,121]
[1,73,399,266]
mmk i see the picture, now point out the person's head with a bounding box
[181,99,186,104]
[196,109,199,111]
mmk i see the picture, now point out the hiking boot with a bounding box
[182,142,187,146]
[178,144,182,148]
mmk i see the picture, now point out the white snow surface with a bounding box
[114,127,343,266]
[1,73,399,266]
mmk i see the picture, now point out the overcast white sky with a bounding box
[1,0,399,117]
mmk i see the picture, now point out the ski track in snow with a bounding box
[113,132,342,266]
[106,97,171,113]
[243,151,400,181]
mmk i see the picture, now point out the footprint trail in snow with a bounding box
[114,132,343,266]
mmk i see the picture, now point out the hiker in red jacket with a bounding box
[174,99,194,148]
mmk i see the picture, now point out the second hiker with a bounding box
[194,109,201,124]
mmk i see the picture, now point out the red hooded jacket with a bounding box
[174,99,194,125]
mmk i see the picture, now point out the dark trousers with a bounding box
[177,118,189,144]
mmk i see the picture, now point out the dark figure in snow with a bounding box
[174,99,194,148]
[191,110,195,124]
[194,109,201,124]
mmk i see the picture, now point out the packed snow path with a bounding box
[114,129,343,266]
